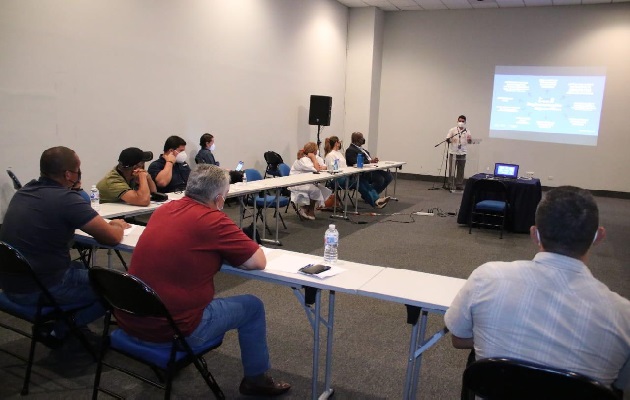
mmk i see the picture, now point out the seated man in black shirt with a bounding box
[148,135,191,192]
[0,146,129,346]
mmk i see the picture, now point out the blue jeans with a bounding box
[368,170,393,194]
[187,294,271,377]
[357,178,379,207]
[6,261,106,336]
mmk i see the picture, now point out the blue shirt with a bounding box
[0,177,98,292]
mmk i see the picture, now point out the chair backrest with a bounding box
[6,170,22,190]
[471,179,508,203]
[463,357,620,400]
[264,151,283,168]
[278,163,290,177]
[244,168,263,182]
[0,241,57,305]
[89,268,171,320]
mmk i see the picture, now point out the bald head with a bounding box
[351,132,364,146]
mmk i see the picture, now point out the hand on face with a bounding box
[132,168,148,179]
[165,151,177,164]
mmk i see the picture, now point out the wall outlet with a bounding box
[548,175,553,180]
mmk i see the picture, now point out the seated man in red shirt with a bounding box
[114,164,290,397]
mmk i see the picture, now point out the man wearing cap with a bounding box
[97,147,157,206]
[148,135,191,193]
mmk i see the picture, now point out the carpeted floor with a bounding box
[1,178,628,399]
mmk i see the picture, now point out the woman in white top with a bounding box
[324,136,353,191]
[324,136,346,167]
[289,142,332,220]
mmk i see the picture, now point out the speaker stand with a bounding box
[317,124,322,153]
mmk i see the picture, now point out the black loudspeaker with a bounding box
[308,95,332,126]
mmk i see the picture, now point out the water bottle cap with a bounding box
[329,224,335,229]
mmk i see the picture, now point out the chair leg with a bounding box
[21,325,40,395]
[115,250,128,271]
[164,371,174,400]
[291,202,304,220]
[193,356,225,400]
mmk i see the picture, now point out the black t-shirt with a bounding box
[0,177,98,293]
[148,156,191,193]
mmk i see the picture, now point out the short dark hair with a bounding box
[40,146,78,179]
[458,115,467,122]
[536,186,599,258]
[199,133,214,147]
[163,135,187,152]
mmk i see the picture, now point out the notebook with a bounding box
[493,163,519,179]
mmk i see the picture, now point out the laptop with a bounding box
[493,163,519,179]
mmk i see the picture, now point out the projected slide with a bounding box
[489,66,606,146]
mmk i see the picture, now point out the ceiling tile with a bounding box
[496,0,526,6]
[523,0,553,6]
[442,0,474,8]
[471,0,500,8]
[552,0,581,5]
[414,0,450,8]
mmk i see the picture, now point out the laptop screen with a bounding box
[494,163,519,179]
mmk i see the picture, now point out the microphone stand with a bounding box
[433,136,451,190]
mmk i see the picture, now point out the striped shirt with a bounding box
[445,252,630,387]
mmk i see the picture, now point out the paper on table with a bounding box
[301,266,346,279]
[262,251,346,278]
[124,225,136,236]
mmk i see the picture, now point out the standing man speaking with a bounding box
[446,115,472,191]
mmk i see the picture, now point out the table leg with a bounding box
[292,287,335,400]
[403,306,448,400]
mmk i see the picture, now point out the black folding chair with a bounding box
[463,357,621,400]
[468,179,509,239]
[6,169,22,190]
[89,267,225,400]
[0,241,97,395]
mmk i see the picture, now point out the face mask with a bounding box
[176,151,187,163]
[457,121,466,128]
[360,138,366,146]
[68,180,80,190]
[209,144,216,152]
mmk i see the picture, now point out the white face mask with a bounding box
[209,144,216,152]
[176,151,188,163]
[457,121,466,128]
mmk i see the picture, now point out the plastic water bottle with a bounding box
[90,185,100,211]
[357,153,364,168]
[242,173,247,184]
[333,158,339,171]
[323,224,339,264]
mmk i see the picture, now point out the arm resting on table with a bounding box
[80,216,126,247]
[238,248,266,271]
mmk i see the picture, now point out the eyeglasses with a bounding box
[66,169,82,181]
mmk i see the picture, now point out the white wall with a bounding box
[0,0,349,219]
[377,4,630,192]
[344,7,384,148]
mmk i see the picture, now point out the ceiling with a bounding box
[336,0,629,11]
